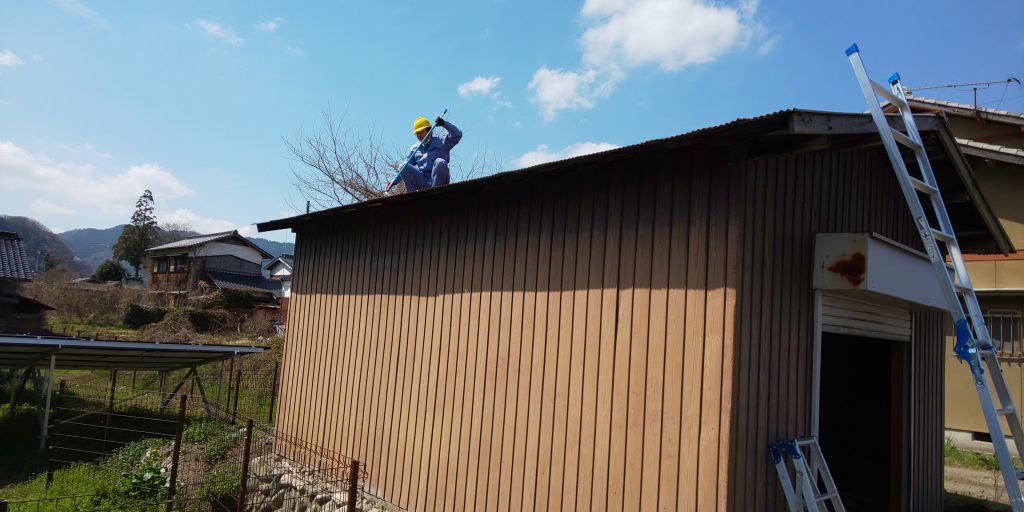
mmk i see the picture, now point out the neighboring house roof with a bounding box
[146,230,273,259]
[258,109,1012,255]
[0,231,32,281]
[264,254,294,272]
[955,137,1024,166]
[900,94,1024,126]
[205,269,282,294]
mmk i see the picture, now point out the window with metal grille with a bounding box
[988,310,1023,357]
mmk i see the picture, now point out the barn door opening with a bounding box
[818,331,906,511]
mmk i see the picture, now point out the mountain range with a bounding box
[1,215,294,276]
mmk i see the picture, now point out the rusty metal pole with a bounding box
[267,361,279,424]
[45,380,66,489]
[231,369,241,424]
[347,460,360,512]
[101,369,117,454]
[237,419,254,512]
[166,394,186,512]
[225,358,235,409]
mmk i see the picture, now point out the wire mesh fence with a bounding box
[3,390,366,512]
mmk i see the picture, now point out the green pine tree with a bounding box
[113,190,158,276]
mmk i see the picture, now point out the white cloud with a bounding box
[458,76,501,97]
[287,46,304,56]
[529,67,615,121]
[254,17,284,33]
[0,51,23,67]
[755,34,781,56]
[530,0,759,120]
[196,19,243,46]
[30,198,75,216]
[52,0,108,26]
[515,141,620,168]
[0,140,192,217]
[159,208,253,236]
[580,0,748,71]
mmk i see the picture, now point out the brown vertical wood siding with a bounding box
[277,143,946,510]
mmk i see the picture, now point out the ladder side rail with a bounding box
[888,79,994,342]
[849,45,1024,510]
[771,443,803,512]
[847,50,970,326]
[981,351,1024,460]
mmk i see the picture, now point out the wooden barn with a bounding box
[258,109,1011,511]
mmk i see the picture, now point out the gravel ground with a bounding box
[945,465,1012,511]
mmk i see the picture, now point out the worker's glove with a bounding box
[435,116,446,127]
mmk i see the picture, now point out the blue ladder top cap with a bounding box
[888,72,901,85]
[845,43,860,56]
[769,444,783,464]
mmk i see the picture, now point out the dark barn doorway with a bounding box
[819,331,906,511]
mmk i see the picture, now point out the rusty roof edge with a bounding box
[932,115,1014,255]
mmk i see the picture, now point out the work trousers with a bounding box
[403,158,450,192]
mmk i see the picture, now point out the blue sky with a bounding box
[1,0,1022,242]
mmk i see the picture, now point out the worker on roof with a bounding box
[399,115,462,192]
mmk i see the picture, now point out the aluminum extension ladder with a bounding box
[846,43,1024,509]
[771,437,845,511]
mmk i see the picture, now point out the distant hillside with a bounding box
[250,237,294,259]
[0,216,91,276]
[59,225,126,271]
[58,225,294,272]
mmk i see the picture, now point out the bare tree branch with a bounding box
[286,109,501,209]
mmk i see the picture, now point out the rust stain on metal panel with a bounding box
[827,252,866,287]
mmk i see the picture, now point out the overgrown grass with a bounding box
[944,436,1020,471]
[48,318,139,339]
[0,405,47,487]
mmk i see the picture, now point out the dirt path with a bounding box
[945,465,1012,511]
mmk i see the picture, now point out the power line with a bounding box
[904,77,1021,111]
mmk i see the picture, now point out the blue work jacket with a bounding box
[406,122,462,175]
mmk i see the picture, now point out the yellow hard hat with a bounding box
[413,117,431,134]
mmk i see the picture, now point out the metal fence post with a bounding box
[101,369,117,454]
[166,394,186,512]
[347,460,360,512]
[45,379,66,489]
[237,419,254,512]
[231,369,241,424]
[267,361,279,424]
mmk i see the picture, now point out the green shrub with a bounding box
[106,437,171,474]
[183,420,234,444]
[201,428,240,464]
[123,303,167,329]
[112,455,168,504]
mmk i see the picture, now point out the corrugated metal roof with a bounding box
[205,269,281,293]
[0,334,264,370]
[0,231,32,280]
[258,109,796,231]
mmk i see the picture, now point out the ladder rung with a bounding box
[815,491,839,502]
[871,80,909,111]
[891,127,923,151]
[998,406,1017,417]
[931,228,955,244]
[910,177,939,196]
[1016,468,1024,481]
